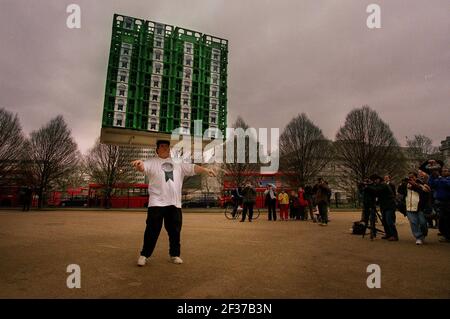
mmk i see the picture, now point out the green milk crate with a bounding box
[101,14,228,145]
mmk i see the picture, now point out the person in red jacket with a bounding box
[298,187,309,220]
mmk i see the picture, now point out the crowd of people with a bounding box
[358,159,450,245]
[229,159,450,246]
[231,178,333,226]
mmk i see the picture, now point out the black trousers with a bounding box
[318,201,328,224]
[242,203,254,221]
[140,206,182,258]
[267,200,277,220]
[289,206,297,219]
[298,206,306,220]
[22,201,31,211]
[437,201,450,240]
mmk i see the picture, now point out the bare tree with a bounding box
[223,116,261,188]
[0,108,26,186]
[279,113,333,187]
[55,162,88,191]
[406,134,442,169]
[334,106,406,191]
[85,139,133,208]
[24,116,80,208]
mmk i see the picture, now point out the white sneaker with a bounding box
[415,239,423,245]
[170,256,183,264]
[137,255,147,266]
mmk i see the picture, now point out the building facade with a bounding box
[118,145,155,184]
[440,136,450,166]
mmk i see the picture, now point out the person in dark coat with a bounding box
[241,183,256,222]
[264,184,277,221]
[371,175,399,241]
[22,186,32,212]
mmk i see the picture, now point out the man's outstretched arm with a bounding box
[194,165,216,177]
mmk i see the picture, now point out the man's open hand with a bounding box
[131,160,144,172]
[206,168,217,177]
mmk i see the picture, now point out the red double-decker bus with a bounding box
[88,183,148,208]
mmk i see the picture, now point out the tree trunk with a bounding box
[37,188,43,209]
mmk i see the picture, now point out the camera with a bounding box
[427,164,441,172]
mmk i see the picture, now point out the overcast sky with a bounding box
[0,0,449,154]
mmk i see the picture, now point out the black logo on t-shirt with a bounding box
[161,162,174,182]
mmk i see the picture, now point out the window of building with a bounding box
[155,52,161,60]
[211,117,216,123]
[153,81,159,87]
[183,99,189,105]
[211,103,217,110]
[152,95,158,101]
[184,85,190,92]
[155,66,161,74]
[122,62,128,68]
[213,65,218,72]
[150,123,156,130]
[183,113,189,119]
[120,75,126,82]
[116,119,123,126]
[186,58,191,66]
[186,47,191,54]
[213,54,219,60]
[212,91,217,97]
[151,109,157,115]
[118,103,123,111]
[123,49,129,55]
[119,90,125,96]
[156,40,162,47]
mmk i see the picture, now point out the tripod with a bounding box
[362,207,385,240]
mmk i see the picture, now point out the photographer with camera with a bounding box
[358,178,378,238]
[423,160,450,243]
[405,172,431,245]
[418,170,435,229]
[370,174,398,241]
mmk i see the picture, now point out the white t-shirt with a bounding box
[143,157,196,208]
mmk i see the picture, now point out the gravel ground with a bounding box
[0,209,449,299]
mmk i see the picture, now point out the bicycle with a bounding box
[224,202,261,220]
